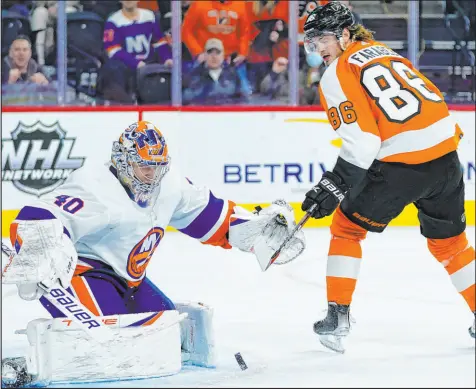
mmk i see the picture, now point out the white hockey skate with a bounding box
[313,302,351,353]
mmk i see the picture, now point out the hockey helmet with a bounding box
[303,1,355,54]
[111,121,171,207]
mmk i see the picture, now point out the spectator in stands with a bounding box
[98,0,172,103]
[156,0,192,17]
[157,0,194,70]
[259,56,289,103]
[300,61,322,105]
[1,35,49,85]
[259,56,321,105]
[181,0,250,66]
[247,1,289,93]
[30,1,82,66]
[137,0,158,12]
[80,1,122,21]
[182,38,247,105]
[3,0,33,17]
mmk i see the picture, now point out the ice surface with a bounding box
[2,227,475,387]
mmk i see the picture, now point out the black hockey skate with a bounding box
[1,357,32,388]
[313,302,351,353]
[469,312,475,339]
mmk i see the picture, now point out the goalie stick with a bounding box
[1,242,113,342]
[263,204,317,271]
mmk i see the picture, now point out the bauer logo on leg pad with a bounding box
[49,288,101,329]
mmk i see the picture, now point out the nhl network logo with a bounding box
[2,121,85,196]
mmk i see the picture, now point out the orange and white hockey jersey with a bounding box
[319,40,463,170]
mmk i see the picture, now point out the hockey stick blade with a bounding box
[263,204,317,271]
[1,242,113,343]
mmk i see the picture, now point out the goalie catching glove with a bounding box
[2,219,77,300]
[228,199,306,271]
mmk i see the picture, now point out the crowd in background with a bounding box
[1,0,474,106]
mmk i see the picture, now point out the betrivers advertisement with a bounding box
[2,110,474,236]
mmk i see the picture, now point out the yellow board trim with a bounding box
[2,201,474,237]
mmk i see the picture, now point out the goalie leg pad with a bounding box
[17,311,186,385]
[25,318,52,386]
[175,301,216,368]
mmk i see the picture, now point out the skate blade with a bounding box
[319,334,346,354]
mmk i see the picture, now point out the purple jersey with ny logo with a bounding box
[103,8,172,69]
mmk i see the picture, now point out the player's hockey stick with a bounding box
[1,242,113,342]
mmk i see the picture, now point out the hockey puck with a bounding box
[234,352,248,371]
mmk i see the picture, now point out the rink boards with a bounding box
[1,107,474,236]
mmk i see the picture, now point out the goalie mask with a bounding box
[303,1,355,54]
[111,121,170,207]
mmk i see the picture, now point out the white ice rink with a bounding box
[2,227,475,388]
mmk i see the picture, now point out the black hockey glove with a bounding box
[301,171,348,219]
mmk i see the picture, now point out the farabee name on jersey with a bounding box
[318,40,461,169]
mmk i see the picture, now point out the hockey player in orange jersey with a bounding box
[301,1,475,353]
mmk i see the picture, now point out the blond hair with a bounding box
[348,24,375,41]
